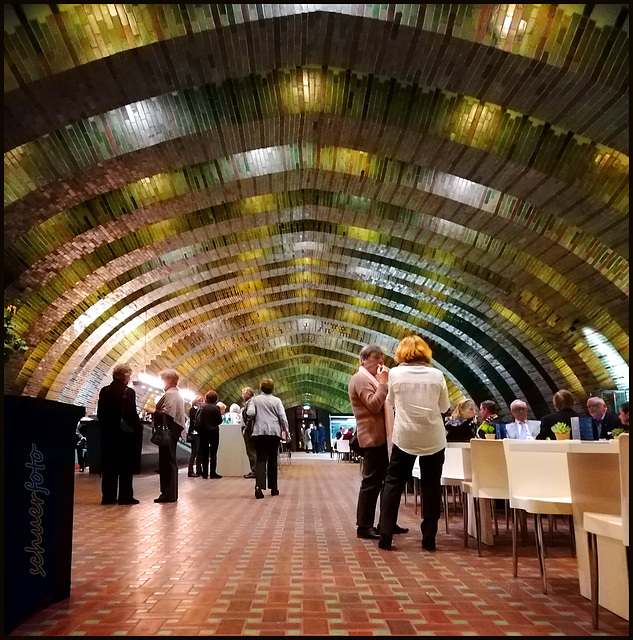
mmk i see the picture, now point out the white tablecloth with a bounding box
[216,423,251,476]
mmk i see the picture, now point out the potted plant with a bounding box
[480,423,496,439]
[4,305,27,363]
[551,422,571,440]
[610,427,624,438]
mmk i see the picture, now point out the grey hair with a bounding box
[242,387,255,397]
[359,344,384,362]
[112,363,133,381]
[159,368,180,385]
[510,399,527,412]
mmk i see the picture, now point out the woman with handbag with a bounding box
[246,378,290,498]
[152,369,186,503]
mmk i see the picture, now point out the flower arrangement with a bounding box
[610,428,624,438]
[4,305,28,362]
[551,422,570,434]
[480,423,496,434]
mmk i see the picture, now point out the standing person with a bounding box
[377,336,450,551]
[246,378,290,498]
[153,369,186,503]
[317,422,327,453]
[348,344,407,540]
[536,390,579,440]
[310,422,319,453]
[241,387,257,479]
[187,396,204,477]
[227,403,242,424]
[97,363,142,505]
[586,397,623,439]
[75,419,88,472]
[476,400,500,438]
[303,424,313,453]
[196,390,223,479]
[444,399,478,442]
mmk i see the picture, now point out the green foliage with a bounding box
[480,422,496,434]
[611,428,624,438]
[4,305,27,362]
[551,421,570,434]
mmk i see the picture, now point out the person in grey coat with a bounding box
[246,378,290,499]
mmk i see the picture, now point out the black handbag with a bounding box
[151,425,172,446]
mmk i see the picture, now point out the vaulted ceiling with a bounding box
[4,4,629,416]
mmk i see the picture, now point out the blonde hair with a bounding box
[159,368,180,386]
[451,399,477,420]
[394,335,432,364]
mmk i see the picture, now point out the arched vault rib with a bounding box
[21,231,604,404]
[6,155,628,298]
[4,6,628,151]
[64,290,551,417]
[5,75,627,234]
[14,202,627,379]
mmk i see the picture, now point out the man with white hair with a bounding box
[505,400,541,440]
[587,397,622,439]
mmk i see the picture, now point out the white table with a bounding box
[216,423,251,477]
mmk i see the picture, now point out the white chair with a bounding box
[583,433,629,629]
[462,439,510,555]
[502,440,574,594]
[336,438,350,462]
[441,445,469,533]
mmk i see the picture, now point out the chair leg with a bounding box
[414,478,418,515]
[492,500,499,536]
[569,516,576,557]
[505,499,509,530]
[474,497,482,557]
[549,514,554,546]
[463,493,469,548]
[443,486,449,533]
[511,507,518,577]
[587,531,599,629]
[520,510,529,547]
[535,514,548,594]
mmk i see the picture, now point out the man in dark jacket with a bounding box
[587,397,623,439]
[97,363,142,505]
[537,390,579,440]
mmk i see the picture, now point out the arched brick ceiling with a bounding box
[3,4,629,415]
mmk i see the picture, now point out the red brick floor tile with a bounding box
[8,455,629,636]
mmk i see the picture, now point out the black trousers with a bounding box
[188,434,200,475]
[356,442,389,528]
[254,435,280,490]
[197,430,220,478]
[101,432,135,502]
[157,432,179,501]
[379,445,445,541]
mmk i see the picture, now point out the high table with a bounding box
[564,439,628,620]
[216,423,251,477]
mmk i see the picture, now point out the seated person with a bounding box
[505,400,541,440]
[342,427,354,440]
[587,397,623,439]
[537,389,579,440]
[618,402,629,430]
[476,399,499,438]
[445,399,478,442]
[335,426,345,440]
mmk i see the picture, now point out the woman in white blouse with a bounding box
[377,335,450,551]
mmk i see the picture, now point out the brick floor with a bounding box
[9,453,629,636]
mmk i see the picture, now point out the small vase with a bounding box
[554,431,570,440]
[485,433,496,440]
